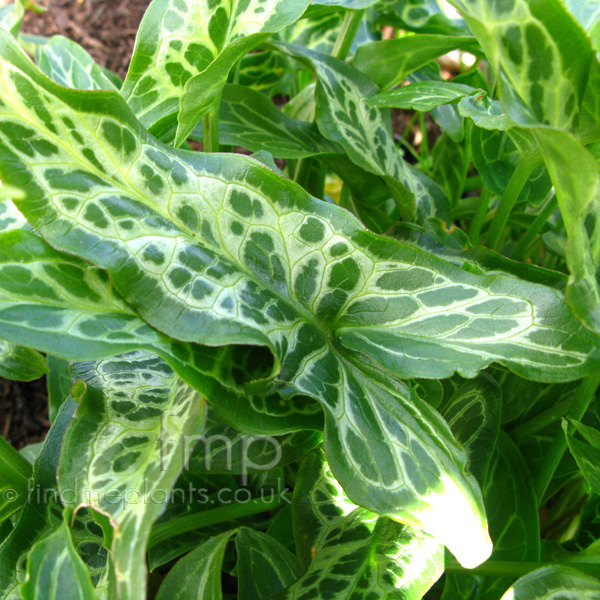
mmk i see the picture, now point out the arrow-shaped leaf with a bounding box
[58,351,206,600]
[0,31,599,566]
[287,449,444,600]
[121,0,310,142]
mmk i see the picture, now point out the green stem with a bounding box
[401,112,420,144]
[485,155,538,250]
[510,398,572,442]
[511,191,557,260]
[533,374,600,504]
[332,9,365,60]
[398,137,422,163]
[464,176,483,193]
[202,97,221,153]
[148,496,285,549]
[469,187,492,246]
[419,113,430,169]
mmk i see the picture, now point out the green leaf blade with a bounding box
[1,31,599,568]
[367,81,477,112]
[21,520,97,600]
[121,0,310,142]
[154,530,236,600]
[58,352,206,600]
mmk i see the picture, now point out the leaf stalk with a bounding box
[332,9,365,60]
[486,154,539,250]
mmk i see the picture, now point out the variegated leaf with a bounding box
[0,229,318,435]
[287,449,444,600]
[441,374,501,486]
[275,42,447,221]
[0,340,47,381]
[58,351,205,600]
[234,6,345,98]
[374,0,465,33]
[389,220,566,289]
[1,32,600,566]
[565,1,600,53]
[120,0,309,143]
[0,200,25,232]
[367,81,477,112]
[449,0,590,131]
[457,94,513,131]
[500,566,600,600]
[192,84,339,159]
[36,36,118,92]
[0,1,24,37]
[311,0,380,9]
[407,64,464,141]
[20,519,97,600]
[448,0,600,337]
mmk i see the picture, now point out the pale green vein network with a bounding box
[0,30,598,569]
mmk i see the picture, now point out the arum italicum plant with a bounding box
[0,0,600,597]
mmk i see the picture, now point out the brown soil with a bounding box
[1,378,50,449]
[21,0,152,79]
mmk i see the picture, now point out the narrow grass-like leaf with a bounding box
[0,434,32,525]
[431,131,469,205]
[58,352,206,600]
[20,519,97,600]
[564,418,600,494]
[46,355,72,422]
